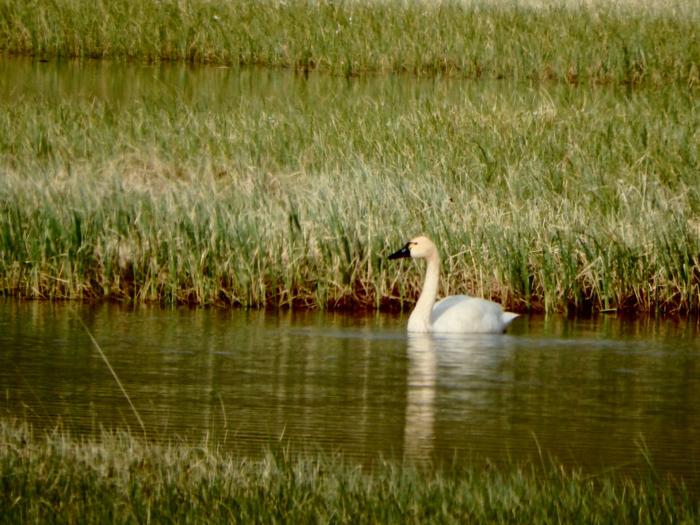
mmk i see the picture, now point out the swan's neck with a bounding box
[408,253,440,332]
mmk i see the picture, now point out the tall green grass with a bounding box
[0,0,698,86]
[0,419,697,524]
[0,69,697,313]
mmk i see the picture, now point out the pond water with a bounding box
[1,57,698,490]
[2,300,699,490]
[0,56,463,109]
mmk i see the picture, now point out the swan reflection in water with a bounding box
[403,333,516,464]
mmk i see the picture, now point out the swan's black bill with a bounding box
[388,244,411,260]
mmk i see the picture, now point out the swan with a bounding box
[388,236,519,333]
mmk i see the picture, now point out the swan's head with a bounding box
[388,236,437,261]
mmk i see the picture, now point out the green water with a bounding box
[1,301,699,490]
[0,56,453,108]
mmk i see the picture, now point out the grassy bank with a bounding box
[1,0,699,86]
[0,420,696,524]
[0,68,698,313]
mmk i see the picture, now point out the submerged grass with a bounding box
[0,68,697,313]
[0,419,697,524]
[1,0,699,86]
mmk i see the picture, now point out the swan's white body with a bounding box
[389,236,519,334]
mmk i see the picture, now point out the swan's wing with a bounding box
[432,295,472,320]
[432,295,518,333]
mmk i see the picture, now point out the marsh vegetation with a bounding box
[2,0,698,86]
[1,68,697,313]
[1,420,697,524]
[2,3,699,520]
[0,0,698,313]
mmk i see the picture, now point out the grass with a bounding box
[0,0,698,314]
[0,0,699,86]
[0,67,697,314]
[0,419,697,524]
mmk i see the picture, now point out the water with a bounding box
[2,300,699,489]
[1,57,698,489]
[0,56,466,108]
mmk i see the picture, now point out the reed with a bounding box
[1,0,698,86]
[0,419,696,524]
[0,69,697,313]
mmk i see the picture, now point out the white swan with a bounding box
[388,236,519,333]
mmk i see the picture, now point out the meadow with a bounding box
[0,419,697,524]
[0,0,698,314]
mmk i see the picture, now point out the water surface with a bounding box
[1,301,699,490]
[1,58,698,490]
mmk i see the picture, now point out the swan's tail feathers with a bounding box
[501,312,519,327]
